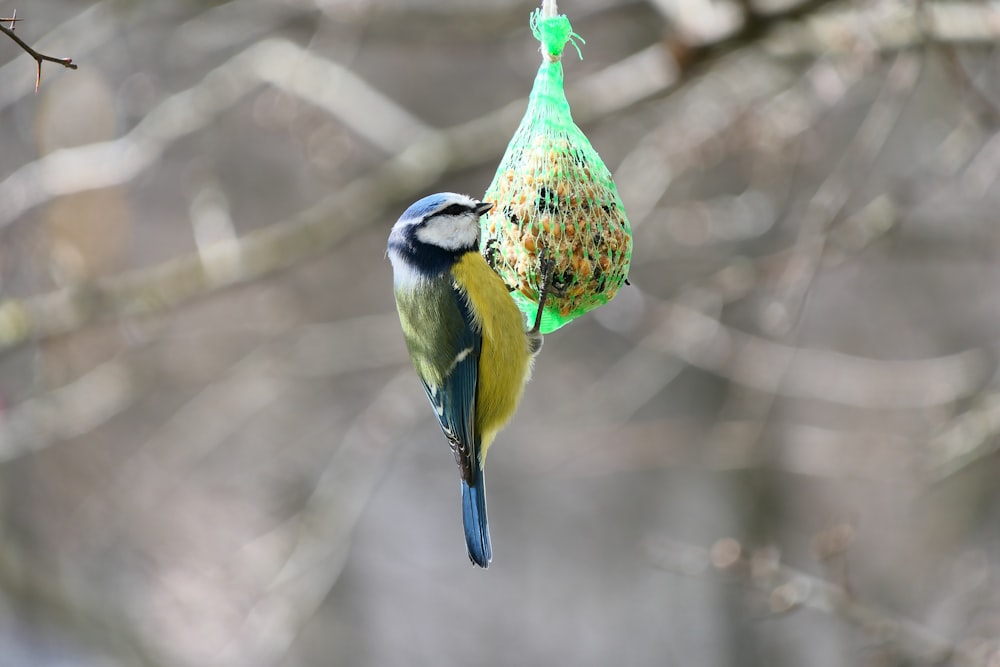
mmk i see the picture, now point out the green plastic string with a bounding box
[530,9,584,61]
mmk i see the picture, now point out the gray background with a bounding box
[1,0,999,665]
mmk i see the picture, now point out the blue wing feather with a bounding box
[419,288,492,567]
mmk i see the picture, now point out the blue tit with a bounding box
[387,192,553,568]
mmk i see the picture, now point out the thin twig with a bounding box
[1,10,21,29]
[0,16,77,92]
[0,3,108,111]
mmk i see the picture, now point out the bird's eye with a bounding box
[438,203,471,217]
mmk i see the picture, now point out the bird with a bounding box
[387,192,553,567]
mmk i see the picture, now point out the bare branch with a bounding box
[0,13,77,92]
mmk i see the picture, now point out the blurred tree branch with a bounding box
[1,0,993,488]
[924,389,1000,483]
[646,536,987,666]
[0,520,167,666]
[213,370,425,667]
[915,0,1000,125]
[0,36,675,352]
[0,312,406,462]
[2,0,994,359]
[0,1,998,663]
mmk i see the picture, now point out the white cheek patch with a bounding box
[415,214,480,251]
[388,249,427,288]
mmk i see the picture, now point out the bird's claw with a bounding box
[483,238,519,292]
[530,251,561,336]
[483,238,502,271]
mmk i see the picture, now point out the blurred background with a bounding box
[1,0,1000,665]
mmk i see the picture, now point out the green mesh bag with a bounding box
[481,9,632,334]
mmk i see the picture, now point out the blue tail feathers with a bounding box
[461,468,492,568]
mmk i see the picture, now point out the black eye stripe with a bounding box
[437,203,472,218]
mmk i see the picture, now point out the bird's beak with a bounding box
[474,201,494,216]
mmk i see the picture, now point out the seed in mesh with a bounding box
[483,174,630,316]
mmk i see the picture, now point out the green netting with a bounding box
[481,9,632,334]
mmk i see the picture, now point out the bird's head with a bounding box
[387,193,493,283]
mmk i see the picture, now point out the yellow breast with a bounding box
[451,252,534,462]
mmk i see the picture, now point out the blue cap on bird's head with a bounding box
[401,193,455,221]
